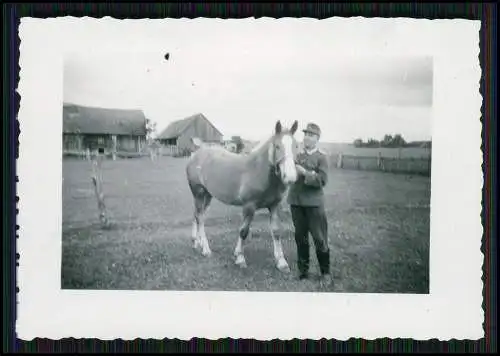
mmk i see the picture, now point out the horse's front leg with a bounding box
[234,205,255,268]
[269,204,290,273]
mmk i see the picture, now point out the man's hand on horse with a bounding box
[295,164,307,176]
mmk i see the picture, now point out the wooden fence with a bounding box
[159,145,191,157]
[63,149,147,160]
[64,148,430,176]
[333,152,431,176]
[90,152,110,228]
[63,145,191,161]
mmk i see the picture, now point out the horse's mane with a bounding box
[250,135,272,154]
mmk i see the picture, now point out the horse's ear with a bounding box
[290,120,298,135]
[275,121,282,135]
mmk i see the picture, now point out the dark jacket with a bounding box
[287,148,329,207]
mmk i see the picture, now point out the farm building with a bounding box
[157,113,224,152]
[62,103,147,154]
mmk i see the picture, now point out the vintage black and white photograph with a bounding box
[17,17,483,340]
[61,47,432,294]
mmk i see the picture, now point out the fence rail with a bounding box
[333,152,431,176]
[159,145,191,157]
[63,149,148,160]
[63,145,192,161]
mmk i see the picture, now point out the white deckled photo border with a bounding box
[16,17,483,340]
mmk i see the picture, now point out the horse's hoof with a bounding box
[237,261,247,269]
[276,260,290,273]
[278,265,291,273]
[202,249,212,257]
[235,255,247,268]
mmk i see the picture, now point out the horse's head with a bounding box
[269,120,299,185]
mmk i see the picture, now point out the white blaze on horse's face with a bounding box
[279,134,298,184]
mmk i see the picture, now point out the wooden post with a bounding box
[150,146,156,162]
[337,152,343,169]
[77,135,83,158]
[111,135,117,161]
[91,151,110,228]
[86,148,91,161]
[377,151,385,171]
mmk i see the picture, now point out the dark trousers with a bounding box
[290,204,330,276]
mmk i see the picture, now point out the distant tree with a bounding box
[391,133,407,147]
[353,138,363,148]
[366,138,380,148]
[353,134,407,148]
[381,134,394,147]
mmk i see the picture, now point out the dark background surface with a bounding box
[4,2,496,353]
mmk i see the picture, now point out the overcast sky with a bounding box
[63,20,433,143]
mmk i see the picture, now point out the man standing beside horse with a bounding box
[287,122,333,288]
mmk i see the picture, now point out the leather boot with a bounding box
[316,250,333,290]
[297,242,310,279]
[316,249,333,289]
[316,249,331,276]
[319,273,333,289]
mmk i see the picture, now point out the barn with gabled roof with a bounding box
[157,113,223,152]
[62,102,147,154]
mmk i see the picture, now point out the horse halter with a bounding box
[269,142,292,177]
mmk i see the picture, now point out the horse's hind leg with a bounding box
[196,189,213,257]
[191,200,201,251]
[189,182,213,256]
[189,186,201,250]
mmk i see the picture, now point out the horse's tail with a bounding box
[191,137,204,147]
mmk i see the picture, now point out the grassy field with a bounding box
[61,156,430,293]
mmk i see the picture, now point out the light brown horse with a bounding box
[186,120,299,272]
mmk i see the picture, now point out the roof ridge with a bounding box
[63,102,144,113]
[178,114,201,135]
[157,114,198,139]
[195,113,223,137]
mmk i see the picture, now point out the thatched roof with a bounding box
[157,113,223,140]
[63,103,147,136]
